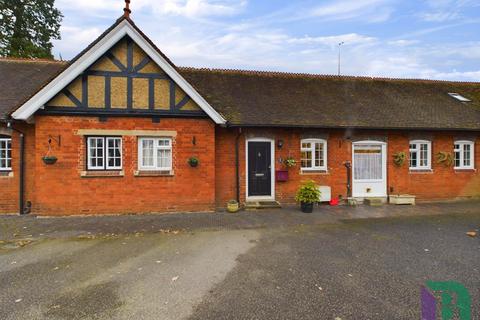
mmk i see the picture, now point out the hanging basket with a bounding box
[42,156,58,165]
[436,152,453,167]
[393,152,406,167]
[188,157,199,167]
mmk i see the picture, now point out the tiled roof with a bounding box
[0,58,66,120]
[180,68,480,130]
[1,57,479,130]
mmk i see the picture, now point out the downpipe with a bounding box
[7,121,27,215]
[344,161,352,198]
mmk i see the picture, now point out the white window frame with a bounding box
[0,137,12,171]
[87,136,122,170]
[409,140,432,170]
[454,140,475,169]
[138,137,173,171]
[300,139,327,171]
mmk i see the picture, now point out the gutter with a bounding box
[6,120,27,215]
[226,123,480,132]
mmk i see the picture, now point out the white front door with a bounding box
[352,141,387,198]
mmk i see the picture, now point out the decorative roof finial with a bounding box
[123,0,131,18]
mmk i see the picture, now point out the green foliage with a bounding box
[188,156,199,167]
[284,156,297,168]
[0,0,63,59]
[295,180,321,204]
[393,151,406,167]
[436,151,453,167]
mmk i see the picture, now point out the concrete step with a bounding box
[364,197,386,206]
[245,201,282,210]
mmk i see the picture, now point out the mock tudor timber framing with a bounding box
[12,18,227,124]
[41,35,203,117]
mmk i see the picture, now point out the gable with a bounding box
[11,18,226,124]
[45,36,201,113]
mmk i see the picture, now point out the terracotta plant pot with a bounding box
[300,202,314,213]
[42,156,58,165]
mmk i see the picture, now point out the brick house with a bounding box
[0,15,479,215]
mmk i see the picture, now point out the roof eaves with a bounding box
[226,123,480,131]
[7,16,127,118]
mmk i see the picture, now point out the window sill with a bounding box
[134,170,174,177]
[81,170,124,178]
[409,169,433,174]
[300,169,329,175]
[454,168,476,173]
[0,171,13,178]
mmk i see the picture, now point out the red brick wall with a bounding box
[2,121,479,215]
[215,128,480,208]
[0,123,35,214]
[32,116,216,215]
[387,131,480,200]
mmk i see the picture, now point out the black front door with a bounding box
[248,141,272,197]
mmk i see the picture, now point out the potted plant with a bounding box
[42,155,58,165]
[295,180,321,213]
[227,200,239,213]
[188,156,199,167]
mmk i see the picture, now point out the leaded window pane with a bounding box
[454,151,461,167]
[420,144,428,167]
[315,143,324,167]
[142,140,154,167]
[454,142,474,169]
[302,142,311,149]
[139,138,173,171]
[409,141,430,169]
[87,137,122,170]
[301,150,312,168]
[106,138,122,169]
[463,144,471,166]
[410,150,417,168]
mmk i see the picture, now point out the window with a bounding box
[454,141,474,169]
[138,137,172,171]
[301,139,327,170]
[0,137,12,171]
[409,140,431,170]
[353,144,383,180]
[87,137,122,170]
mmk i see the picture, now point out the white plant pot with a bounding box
[389,194,416,205]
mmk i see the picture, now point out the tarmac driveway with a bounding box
[0,230,260,320]
[1,210,479,319]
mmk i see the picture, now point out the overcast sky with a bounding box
[52,0,480,81]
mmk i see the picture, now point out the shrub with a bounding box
[295,180,321,204]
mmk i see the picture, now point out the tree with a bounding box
[0,0,63,59]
